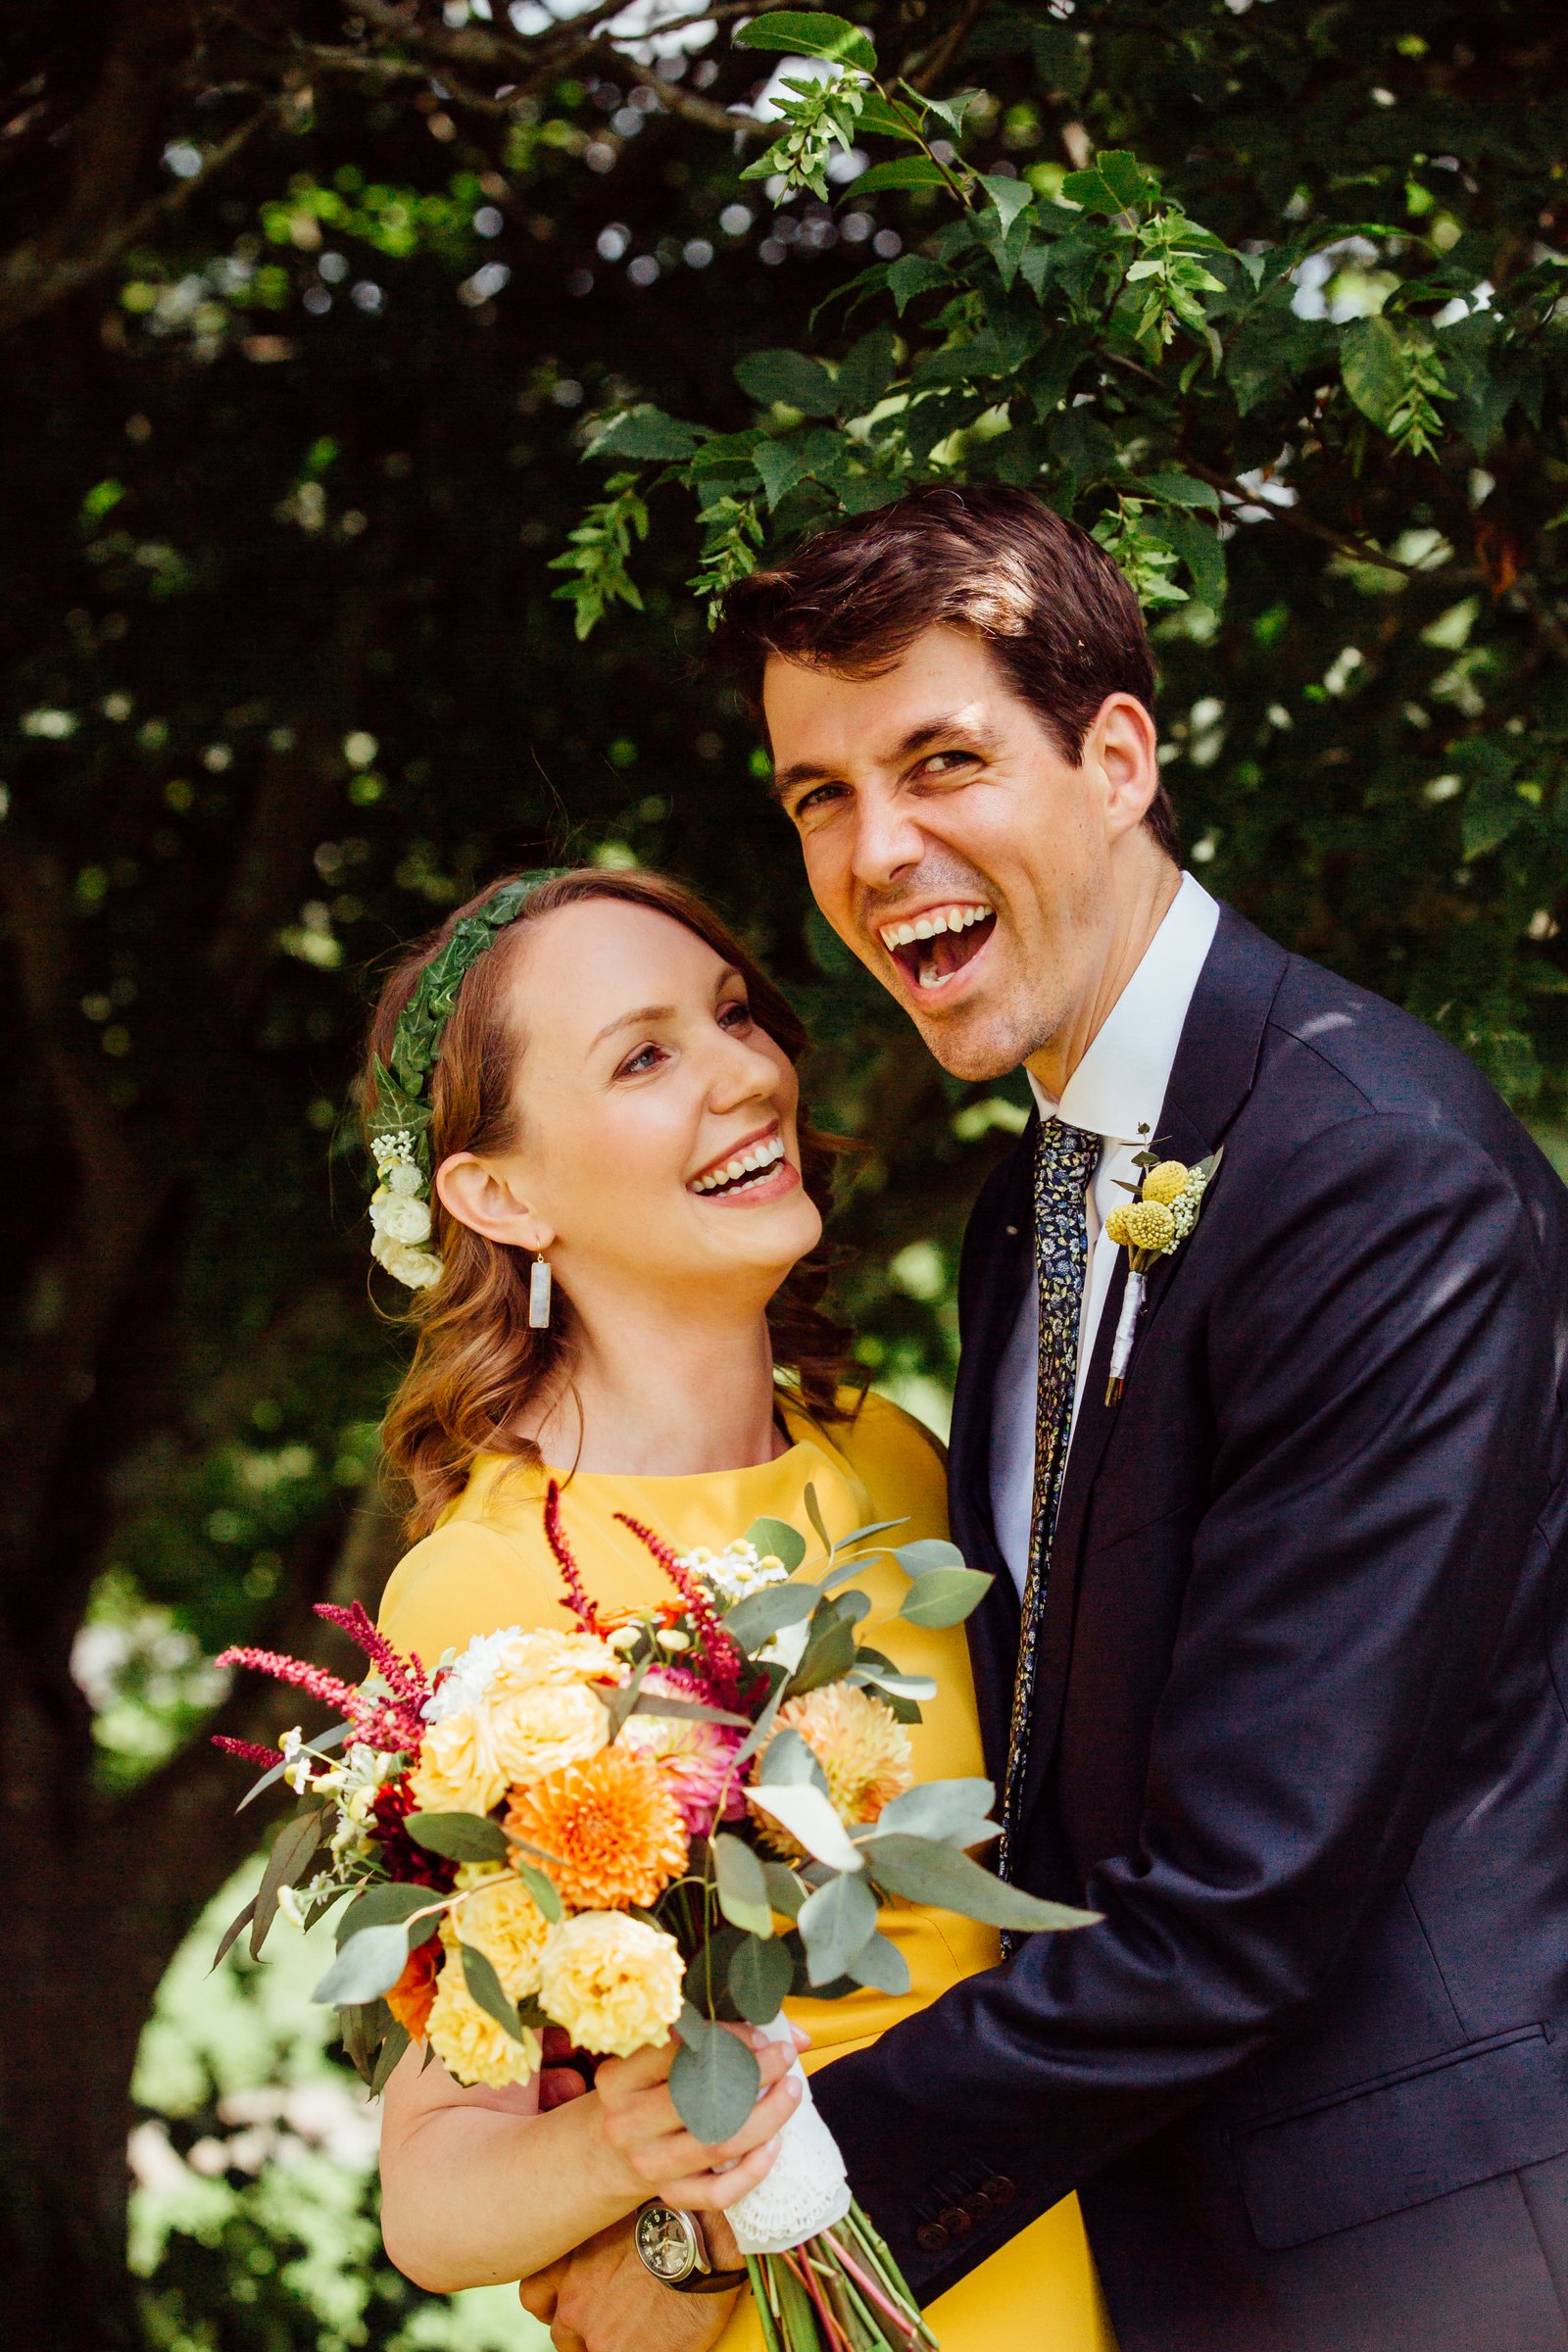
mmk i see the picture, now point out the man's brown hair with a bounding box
[713,482,1177,859]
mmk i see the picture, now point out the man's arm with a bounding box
[813,1111,1553,2294]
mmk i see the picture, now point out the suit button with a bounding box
[981,2176,1015,2209]
[961,2191,994,2225]
[915,2222,950,2254]
[938,2205,971,2239]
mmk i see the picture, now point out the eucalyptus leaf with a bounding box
[896,1567,994,1628]
[724,1582,814,1652]
[803,1481,832,1558]
[251,1805,326,1960]
[729,1931,794,2024]
[744,1516,808,1572]
[337,1881,443,1948]
[406,1810,509,1864]
[748,1784,865,1874]
[892,1538,967,1577]
[458,1941,529,2044]
[846,1930,910,1995]
[762,1861,808,1920]
[713,1833,774,1938]
[785,1597,858,1696]
[314,1922,414,2007]
[865,1835,1101,1932]
[798,1870,879,1985]
[875,1778,997,1842]
[670,2010,761,2144]
[368,2020,412,2097]
[515,1864,564,1924]
[756,1725,828,1791]
[602,1654,649,1740]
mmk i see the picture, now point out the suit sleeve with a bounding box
[811,1112,1554,2296]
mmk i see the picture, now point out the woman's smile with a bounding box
[687,1122,801,1206]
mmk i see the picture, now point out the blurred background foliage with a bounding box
[4,1,1567,2344]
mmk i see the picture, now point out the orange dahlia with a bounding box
[385,1934,439,2038]
[506,1745,689,1911]
[752,1683,913,1858]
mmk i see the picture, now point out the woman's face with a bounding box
[438,898,823,1315]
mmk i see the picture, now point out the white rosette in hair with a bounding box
[725,2015,854,2256]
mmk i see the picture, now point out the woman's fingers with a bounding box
[662,2130,786,2214]
[618,2071,802,2189]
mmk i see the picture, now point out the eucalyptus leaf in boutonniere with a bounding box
[1102,1131,1223,1405]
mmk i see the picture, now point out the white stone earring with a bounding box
[528,1253,553,1330]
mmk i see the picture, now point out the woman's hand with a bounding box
[593,2022,808,2212]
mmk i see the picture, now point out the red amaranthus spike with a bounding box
[612,1511,745,1709]
[545,1482,603,1632]
[212,1646,359,1716]
[314,1600,430,1710]
[211,1735,282,1769]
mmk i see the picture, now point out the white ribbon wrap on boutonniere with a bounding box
[1102,1136,1223,1405]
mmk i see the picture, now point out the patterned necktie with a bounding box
[998,1113,1101,1891]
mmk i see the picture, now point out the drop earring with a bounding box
[528,1253,553,1331]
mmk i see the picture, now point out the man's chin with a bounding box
[909,1002,1028,1085]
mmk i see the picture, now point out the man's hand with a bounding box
[518,2217,741,2352]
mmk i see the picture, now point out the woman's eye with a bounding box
[617,1043,666,1078]
[718,1000,752,1031]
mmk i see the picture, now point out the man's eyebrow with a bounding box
[771,713,1000,804]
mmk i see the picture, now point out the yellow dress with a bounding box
[377,1390,1115,2352]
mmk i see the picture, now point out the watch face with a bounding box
[634,2204,701,2285]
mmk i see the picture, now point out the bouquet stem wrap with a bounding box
[727,2016,853,2256]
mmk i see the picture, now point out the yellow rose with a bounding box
[408,1707,506,1819]
[488,1681,610,1789]
[1141,1160,1192,1207]
[443,1865,550,1999]
[538,1913,685,2060]
[425,1955,540,2089]
[487,1630,621,1695]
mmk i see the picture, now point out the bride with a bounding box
[368,865,1114,2350]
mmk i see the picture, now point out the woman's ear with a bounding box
[435,1152,555,1253]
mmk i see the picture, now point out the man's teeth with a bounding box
[691,1136,787,1194]
[878,905,991,951]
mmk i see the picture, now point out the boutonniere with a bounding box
[1102,1131,1223,1405]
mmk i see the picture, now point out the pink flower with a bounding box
[619,1670,747,1841]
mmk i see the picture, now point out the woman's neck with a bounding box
[520,1292,788,1478]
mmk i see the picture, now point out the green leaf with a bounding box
[892,1537,966,1577]
[587,405,702,462]
[864,1835,1100,1932]
[855,89,929,143]
[756,1725,828,1790]
[458,1942,530,2044]
[728,1931,794,2024]
[337,1882,442,1948]
[763,1861,808,1920]
[745,1517,808,1572]
[733,12,876,73]
[369,2020,412,2096]
[1340,314,1406,433]
[803,1481,832,1557]
[236,1722,349,1813]
[406,1810,510,1864]
[753,435,824,512]
[977,173,1035,239]
[713,1833,775,1938]
[834,326,897,419]
[897,1567,993,1628]
[515,1864,564,1924]
[851,156,952,197]
[212,1893,258,1972]
[735,348,840,416]
[886,254,951,314]
[786,1598,859,1693]
[314,1922,414,2007]
[918,86,984,143]
[251,1806,326,1960]
[876,1778,997,1842]
[798,1871,879,1984]
[602,1654,650,1740]
[1063,152,1154,215]
[748,1783,864,1873]
[1149,512,1228,613]
[670,2008,761,2143]
[724,1581,815,1651]
[1136,470,1220,512]
[846,1930,910,1994]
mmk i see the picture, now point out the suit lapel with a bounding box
[1017,905,1292,1809]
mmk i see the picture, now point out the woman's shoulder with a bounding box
[823,1387,949,1531]
[376,1482,559,1670]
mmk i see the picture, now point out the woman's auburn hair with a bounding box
[362,866,856,1541]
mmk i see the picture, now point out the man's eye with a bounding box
[791,782,846,821]
[919,749,977,777]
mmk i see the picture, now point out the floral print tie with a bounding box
[998,1113,1100,1908]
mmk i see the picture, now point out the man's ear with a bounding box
[435,1152,555,1252]
[1087,693,1161,840]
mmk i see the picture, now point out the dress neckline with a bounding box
[467,1398,842,1498]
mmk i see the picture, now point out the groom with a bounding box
[530,484,1568,2351]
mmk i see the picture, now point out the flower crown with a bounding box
[366,871,565,1290]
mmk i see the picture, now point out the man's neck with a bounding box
[1025,853,1182,1102]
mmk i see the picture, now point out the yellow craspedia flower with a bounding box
[488,1679,610,1789]
[1123,1198,1177,1252]
[1141,1160,1192,1207]
[1103,1202,1134,1248]
[753,1683,913,1858]
[425,1953,540,2088]
[408,1707,506,1819]
[538,1911,685,2060]
[443,1864,550,1999]
[487,1629,621,1695]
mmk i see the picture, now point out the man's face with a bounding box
[763,625,1152,1082]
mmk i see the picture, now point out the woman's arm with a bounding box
[379,2024,803,2293]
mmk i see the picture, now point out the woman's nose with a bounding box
[709,1029,783,1111]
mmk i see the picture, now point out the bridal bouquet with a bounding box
[215,1487,1091,2352]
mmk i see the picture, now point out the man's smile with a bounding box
[874,900,998,998]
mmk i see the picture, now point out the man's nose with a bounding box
[849,787,925,890]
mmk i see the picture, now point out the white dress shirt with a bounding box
[989,873,1220,1595]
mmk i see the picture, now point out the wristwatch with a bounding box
[633,2201,749,2294]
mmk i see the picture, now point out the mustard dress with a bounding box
[377,1390,1115,2352]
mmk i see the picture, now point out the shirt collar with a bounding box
[1026,872,1220,1147]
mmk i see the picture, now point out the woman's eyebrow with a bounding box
[589,1004,675,1052]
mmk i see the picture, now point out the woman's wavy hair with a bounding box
[361,867,856,1541]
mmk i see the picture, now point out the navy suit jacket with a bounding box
[813,906,1568,2350]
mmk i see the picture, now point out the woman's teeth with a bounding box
[691,1135,788,1196]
